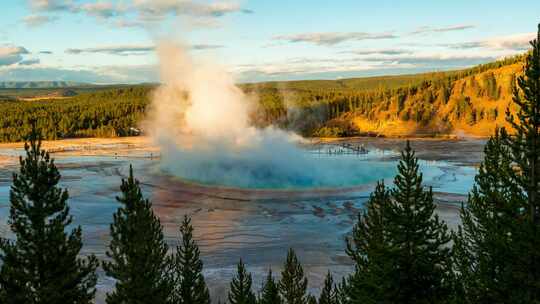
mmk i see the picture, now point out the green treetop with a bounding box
[344,142,452,304]
[318,272,338,304]
[228,259,257,304]
[279,249,310,304]
[173,215,211,304]
[258,269,282,304]
[103,166,173,304]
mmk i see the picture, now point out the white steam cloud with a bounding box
[145,42,396,189]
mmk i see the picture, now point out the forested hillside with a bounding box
[320,56,524,137]
[0,54,526,142]
[248,54,525,137]
[0,87,149,142]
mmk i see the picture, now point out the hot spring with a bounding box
[158,143,400,189]
[142,43,476,193]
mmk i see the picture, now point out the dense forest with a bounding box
[0,86,150,142]
[0,53,527,142]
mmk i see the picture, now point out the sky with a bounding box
[0,0,539,84]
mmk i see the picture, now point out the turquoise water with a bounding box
[160,147,477,193]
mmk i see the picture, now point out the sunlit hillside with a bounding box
[342,61,523,137]
[0,54,527,142]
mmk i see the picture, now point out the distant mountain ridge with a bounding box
[0,81,89,89]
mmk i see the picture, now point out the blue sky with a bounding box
[0,0,538,83]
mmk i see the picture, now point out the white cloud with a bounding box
[0,46,30,66]
[446,32,536,51]
[273,32,398,46]
[22,14,59,27]
[80,1,127,18]
[358,53,496,67]
[342,49,413,55]
[127,0,252,28]
[191,44,224,50]
[411,24,475,35]
[65,43,223,55]
[233,51,498,81]
[132,0,246,18]
[25,0,252,28]
[29,0,75,12]
[0,64,158,83]
[66,45,155,55]
[234,57,395,76]
[19,58,41,65]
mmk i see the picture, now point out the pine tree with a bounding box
[318,272,338,304]
[228,259,257,304]
[279,248,310,304]
[341,181,391,304]
[344,142,452,304]
[384,141,452,303]
[0,127,98,304]
[173,215,211,304]
[453,130,525,303]
[258,269,282,304]
[103,166,173,304]
[505,23,540,302]
[454,23,540,303]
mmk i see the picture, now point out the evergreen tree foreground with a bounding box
[0,127,98,304]
[453,23,540,303]
[103,166,173,304]
[228,259,256,304]
[343,141,452,304]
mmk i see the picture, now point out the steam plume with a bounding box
[144,42,395,189]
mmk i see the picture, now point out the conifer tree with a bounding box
[505,23,540,302]
[0,127,98,304]
[279,248,310,304]
[307,295,317,304]
[318,272,338,304]
[173,215,211,304]
[453,130,524,303]
[384,142,452,303]
[342,181,390,304]
[454,23,540,303]
[343,142,452,304]
[228,259,257,304]
[103,166,173,304]
[258,269,282,304]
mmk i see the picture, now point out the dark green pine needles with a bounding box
[454,23,540,303]
[343,181,391,304]
[504,22,540,302]
[228,259,256,304]
[279,249,310,304]
[344,142,452,304]
[385,142,452,303]
[453,130,526,303]
[318,272,338,304]
[0,128,98,304]
[173,215,211,304]
[259,269,282,304]
[103,166,173,304]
